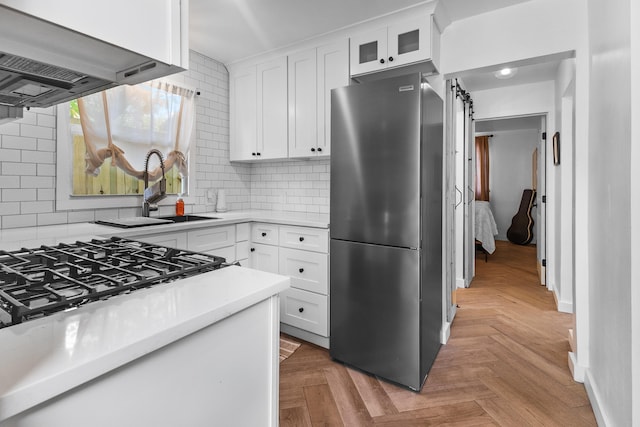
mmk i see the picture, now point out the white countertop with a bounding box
[0,265,290,422]
[0,209,329,251]
[0,209,325,420]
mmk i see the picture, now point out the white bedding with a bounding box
[475,201,498,254]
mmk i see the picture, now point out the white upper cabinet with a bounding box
[230,56,288,161]
[0,0,188,70]
[350,16,440,77]
[257,57,289,159]
[288,39,349,158]
[230,65,257,161]
[288,49,318,158]
[316,40,350,157]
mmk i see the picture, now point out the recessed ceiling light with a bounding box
[494,67,518,79]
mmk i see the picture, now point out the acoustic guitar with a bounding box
[506,189,536,245]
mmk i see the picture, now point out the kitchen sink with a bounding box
[158,214,219,223]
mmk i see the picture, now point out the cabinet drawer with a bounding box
[279,226,328,253]
[280,287,328,337]
[279,248,328,294]
[204,245,235,263]
[136,232,187,249]
[236,222,250,241]
[251,223,279,245]
[188,225,235,253]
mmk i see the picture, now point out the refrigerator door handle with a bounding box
[455,186,463,208]
[467,186,475,203]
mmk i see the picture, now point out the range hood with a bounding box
[0,5,185,122]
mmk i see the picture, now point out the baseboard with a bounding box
[456,278,466,288]
[441,321,451,344]
[552,289,573,313]
[557,299,573,313]
[568,328,576,353]
[584,369,612,427]
[568,351,584,382]
[537,262,546,285]
[280,323,329,349]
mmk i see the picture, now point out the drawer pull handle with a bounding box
[298,307,304,313]
[299,268,304,273]
[299,236,304,242]
[250,248,255,252]
[261,232,267,237]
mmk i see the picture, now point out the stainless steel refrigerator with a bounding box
[329,73,443,391]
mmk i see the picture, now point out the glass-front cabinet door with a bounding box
[349,16,436,78]
[350,27,388,76]
[387,18,430,68]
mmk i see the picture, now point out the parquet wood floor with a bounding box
[279,240,597,426]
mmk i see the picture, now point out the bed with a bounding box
[475,201,498,254]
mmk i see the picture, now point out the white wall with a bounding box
[486,129,539,242]
[631,1,640,424]
[0,50,330,230]
[472,81,555,123]
[440,0,581,76]
[553,59,576,314]
[584,0,633,425]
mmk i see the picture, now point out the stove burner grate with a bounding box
[0,236,227,328]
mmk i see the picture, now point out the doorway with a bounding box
[473,114,546,281]
[443,55,574,335]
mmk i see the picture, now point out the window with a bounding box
[56,79,196,211]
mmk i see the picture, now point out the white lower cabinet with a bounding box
[250,243,279,274]
[188,225,236,261]
[280,287,328,336]
[236,223,250,266]
[131,224,243,264]
[249,222,330,348]
[279,247,328,294]
[135,231,187,249]
[132,220,330,348]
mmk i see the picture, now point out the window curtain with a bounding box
[77,79,195,182]
[475,135,490,201]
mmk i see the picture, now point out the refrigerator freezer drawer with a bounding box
[279,247,329,295]
[330,239,424,390]
[280,287,328,337]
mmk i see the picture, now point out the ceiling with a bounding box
[189,0,533,66]
[461,60,560,92]
[188,0,560,98]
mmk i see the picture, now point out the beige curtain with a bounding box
[475,135,490,201]
[78,79,195,182]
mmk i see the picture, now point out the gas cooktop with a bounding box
[0,237,227,329]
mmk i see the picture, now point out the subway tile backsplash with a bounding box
[0,51,330,230]
[250,160,330,214]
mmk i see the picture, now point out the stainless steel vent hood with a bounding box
[0,4,185,121]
